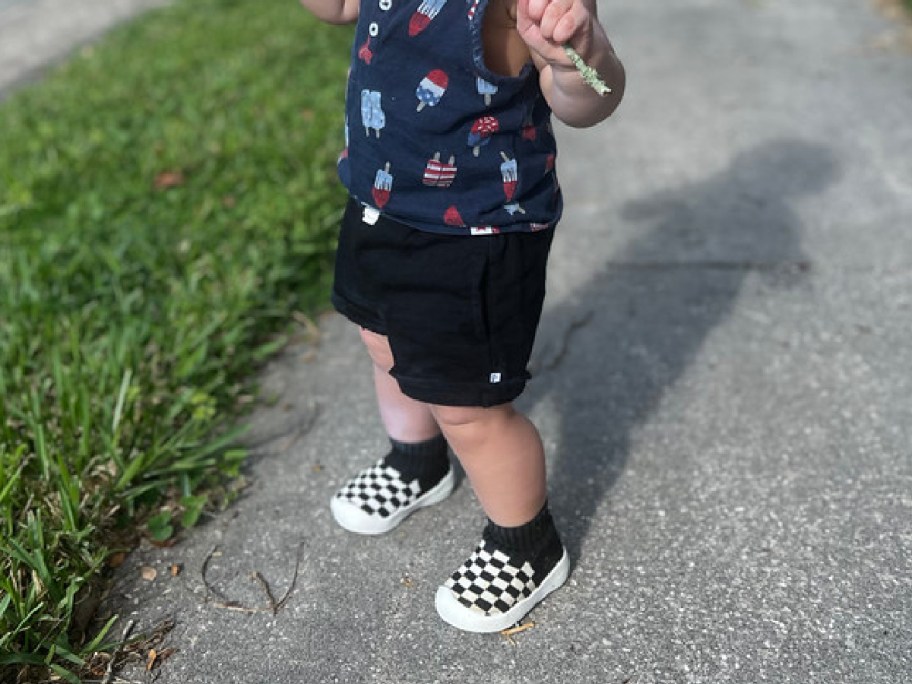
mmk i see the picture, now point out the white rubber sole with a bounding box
[435,549,570,633]
[330,468,456,535]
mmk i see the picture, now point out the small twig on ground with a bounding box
[501,621,535,637]
[275,541,307,613]
[88,617,173,684]
[251,571,278,614]
[500,621,535,645]
[201,546,231,603]
[202,547,268,612]
[101,619,135,684]
[202,541,307,614]
[122,618,176,658]
[221,602,271,613]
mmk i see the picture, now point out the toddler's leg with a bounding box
[431,403,568,632]
[429,403,546,526]
[359,327,439,442]
[329,327,453,535]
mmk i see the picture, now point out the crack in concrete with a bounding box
[535,310,596,374]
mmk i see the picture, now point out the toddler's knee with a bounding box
[430,403,514,431]
[359,327,395,372]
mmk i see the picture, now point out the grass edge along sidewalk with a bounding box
[0,0,351,680]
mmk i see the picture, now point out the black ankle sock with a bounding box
[484,502,564,576]
[384,434,450,490]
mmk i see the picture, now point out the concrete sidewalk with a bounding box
[0,0,170,98]
[6,0,910,681]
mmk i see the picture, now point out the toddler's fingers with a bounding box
[538,0,573,42]
[551,2,587,45]
[523,0,551,23]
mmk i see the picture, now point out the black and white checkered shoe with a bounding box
[435,534,569,632]
[330,458,455,535]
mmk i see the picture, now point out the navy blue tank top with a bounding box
[337,0,562,235]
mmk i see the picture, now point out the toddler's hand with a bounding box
[516,0,595,69]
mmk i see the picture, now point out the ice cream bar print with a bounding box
[416,70,449,111]
[468,116,499,156]
[476,77,498,106]
[409,0,447,36]
[500,151,518,202]
[361,90,386,137]
[372,162,393,209]
[423,152,457,187]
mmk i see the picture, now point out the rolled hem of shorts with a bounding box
[391,372,527,408]
[331,290,387,336]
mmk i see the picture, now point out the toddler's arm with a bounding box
[516,0,625,128]
[299,0,359,24]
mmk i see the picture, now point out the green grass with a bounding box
[0,0,351,679]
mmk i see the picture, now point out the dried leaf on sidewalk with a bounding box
[107,552,127,568]
[156,647,177,667]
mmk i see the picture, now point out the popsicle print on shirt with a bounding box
[410,0,447,36]
[416,70,450,111]
[500,151,524,214]
[468,116,500,156]
[476,76,498,106]
[361,90,386,137]
[372,162,394,209]
[423,153,458,187]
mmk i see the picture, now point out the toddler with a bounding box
[299,0,624,632]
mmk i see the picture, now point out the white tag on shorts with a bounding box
[489,372,502,383]
[362,205,380,225]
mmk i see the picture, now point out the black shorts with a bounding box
[331,198,555,407]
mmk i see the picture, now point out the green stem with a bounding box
[563,44,612,97]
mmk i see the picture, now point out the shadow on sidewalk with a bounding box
[522,138,839,562]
